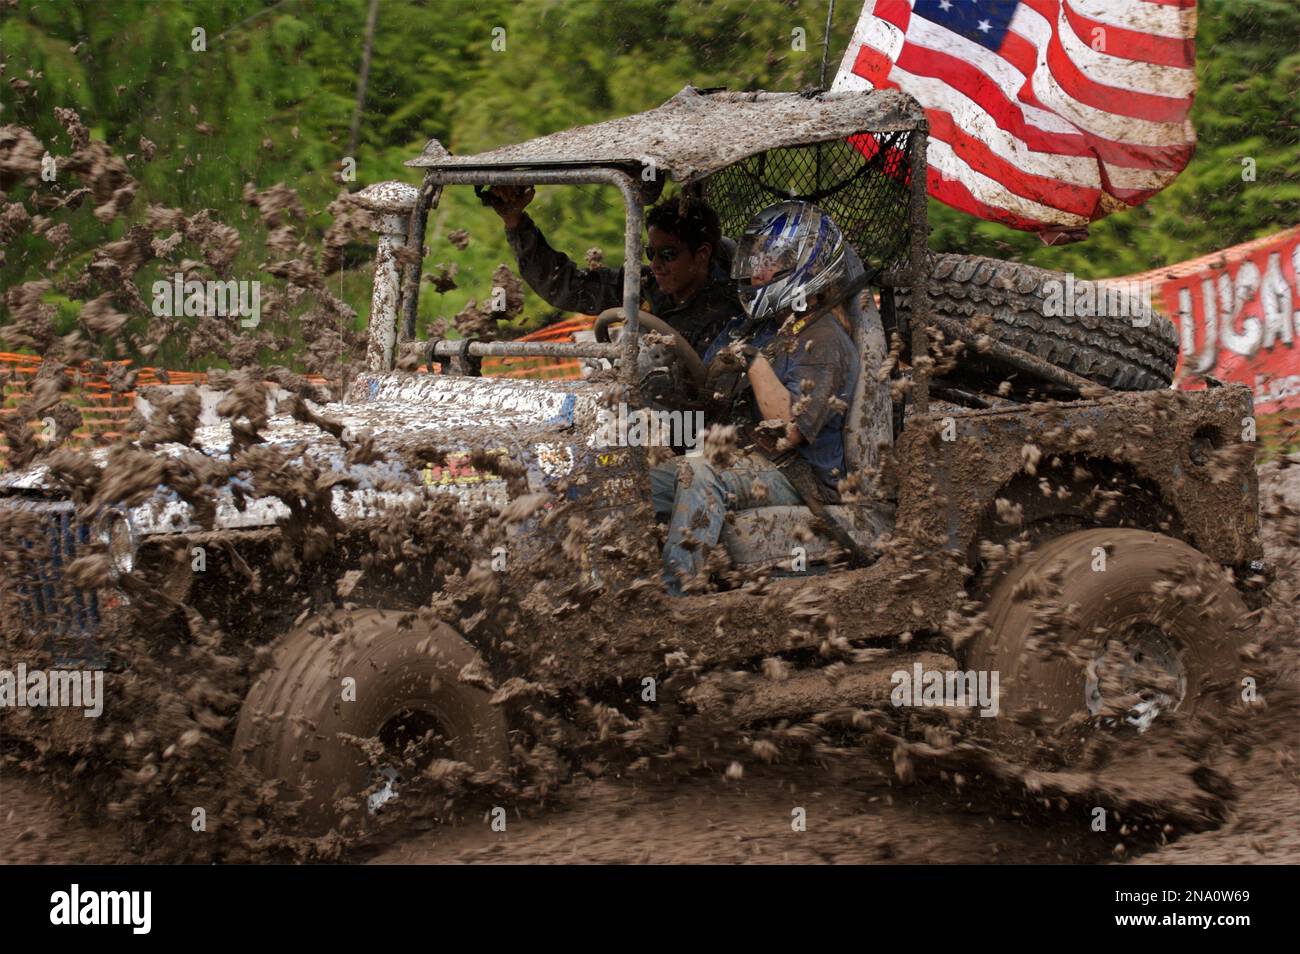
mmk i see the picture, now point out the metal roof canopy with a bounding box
[406,86,925,183]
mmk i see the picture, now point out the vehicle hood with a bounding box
[0,373,606,534]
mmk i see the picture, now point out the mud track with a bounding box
[3,723,1294,865]
[3,462,1299,866]
[4,434,1287,864]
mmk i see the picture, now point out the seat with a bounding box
[720,246,896,571]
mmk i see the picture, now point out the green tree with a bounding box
[2,0,1297,368]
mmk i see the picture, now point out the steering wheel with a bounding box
[593,307,707,389]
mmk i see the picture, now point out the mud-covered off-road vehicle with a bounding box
[0,87,1264,839]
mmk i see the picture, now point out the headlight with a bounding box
[96,509,137,578]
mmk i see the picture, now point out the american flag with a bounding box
[833,0,1198,238]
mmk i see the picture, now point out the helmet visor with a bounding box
[731,242,799,286]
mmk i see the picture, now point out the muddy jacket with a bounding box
[505,214,738,354]
[704,314,858,490]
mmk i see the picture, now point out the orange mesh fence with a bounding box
[479,316,593,381]
[3,312,591,465]
[0,353,324,468]
[4,345,1298,471]
[2,312,599,469]
[1,352,143,454]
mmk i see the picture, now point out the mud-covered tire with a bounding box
[896,254,1178,391]
[232,608,510,834]
[964,529,1247,761]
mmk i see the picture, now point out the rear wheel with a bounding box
[965,528,1247,765]
[233,608,510,834]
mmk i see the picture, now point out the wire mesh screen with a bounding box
[700,130,915,280]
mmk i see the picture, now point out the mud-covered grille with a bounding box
[0,499,100,657]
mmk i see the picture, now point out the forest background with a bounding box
[2,0,1297,370]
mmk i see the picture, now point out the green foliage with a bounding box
[1,0,1297,368]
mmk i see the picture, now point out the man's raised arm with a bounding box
[483,184,626,317]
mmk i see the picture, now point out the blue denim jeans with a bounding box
[650,454,803,595]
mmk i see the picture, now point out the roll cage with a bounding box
[356,85,936,411]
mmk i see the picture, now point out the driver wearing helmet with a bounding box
[649,201,862,596]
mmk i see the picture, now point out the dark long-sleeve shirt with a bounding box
[505,213,738,354]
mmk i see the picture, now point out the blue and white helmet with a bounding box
[731,200,848,324]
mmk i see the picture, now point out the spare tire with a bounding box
[895,254,1178,391]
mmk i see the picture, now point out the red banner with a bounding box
[1115,226,1300,414]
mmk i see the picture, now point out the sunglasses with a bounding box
[646,245,681,263]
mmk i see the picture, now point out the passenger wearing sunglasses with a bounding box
[484,186,737,355]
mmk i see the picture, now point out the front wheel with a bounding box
[964,529,1249,765]
[232,609,510,835]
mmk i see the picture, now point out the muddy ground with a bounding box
[3,746,1294,864]
[3,463,1296,866]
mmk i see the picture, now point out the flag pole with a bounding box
[819,0,837,89]
[816,0,837,195]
